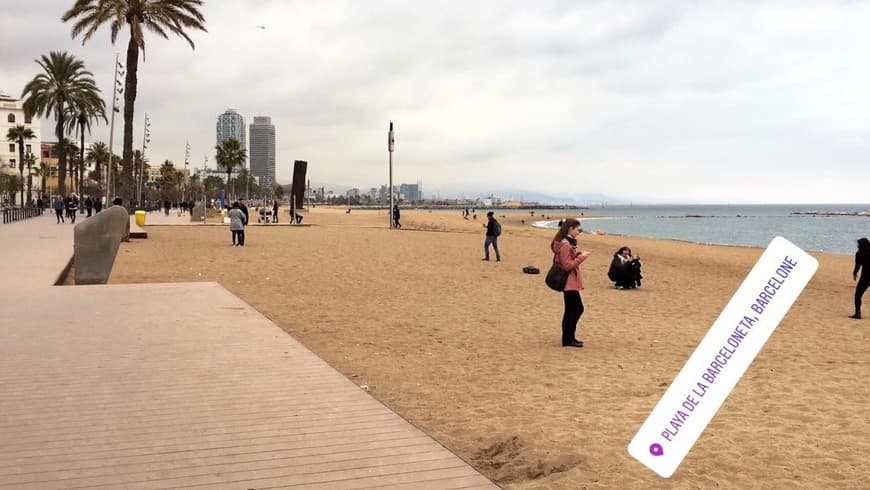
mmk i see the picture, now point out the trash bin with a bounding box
[135,210,146,227]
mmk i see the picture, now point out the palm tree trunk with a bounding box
[121,36,139,208]
[40,166,47,202]
[26,164,33,205]
[79,129,85,196]
[56,119,66,197]
[17,138,25,207]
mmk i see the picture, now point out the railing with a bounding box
[2,207,44,224]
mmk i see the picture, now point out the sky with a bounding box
[1,0,869,204]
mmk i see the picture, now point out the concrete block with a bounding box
[191,205,205,222]
[73,206,129,285]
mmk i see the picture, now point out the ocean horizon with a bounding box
[522,204,870,255]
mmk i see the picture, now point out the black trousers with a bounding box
[55,209,64,223]
[232,230,245,245]
[561,290,584,345]
[856,275,870,312]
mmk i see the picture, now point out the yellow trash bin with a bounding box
[135,210,146,227]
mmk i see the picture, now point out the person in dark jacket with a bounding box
[67,195,78,223]
[392,204,402,229]
[84,196,93,217]
[272,200,279,223]
[53,196,65,223]
[852,237,870,319]
[608,246,642,289]
[482,211,501,261]
[238,198,249,225]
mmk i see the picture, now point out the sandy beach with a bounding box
[108,207,870,489]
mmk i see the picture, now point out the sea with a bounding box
[515,204,870,255]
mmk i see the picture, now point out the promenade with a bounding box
[0,214,496,489]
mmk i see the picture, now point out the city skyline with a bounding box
[2,2,870,203]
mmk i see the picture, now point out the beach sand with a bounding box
[109,207,870,489]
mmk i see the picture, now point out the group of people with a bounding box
[227,199,249,247]
[162,200,196,216]
[546,219,648,348]
[52,194,104,223]
[51,194,124,223]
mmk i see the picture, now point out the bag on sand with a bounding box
[545,258,568,291]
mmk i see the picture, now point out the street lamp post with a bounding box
[388,121,395,229]
[106,54,123,202]
[202,155,207,224]
[181,140,190,208]
[137,114,150,206]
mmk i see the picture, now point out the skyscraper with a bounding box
[215,109,246,171]
[249,116,275,189]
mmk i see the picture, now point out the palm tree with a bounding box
[6,124,35,206]
[21,51,103,198]
[133,149,148,203]
[64,140,80,194]
[36,161,50,202]
[86,141,109,198]
[63,0,207,207]
[24,152,38,205]
[214,138,246,200]
[65,109,107,197]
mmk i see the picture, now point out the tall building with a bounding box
[249,116,275,189]
[1,93,42,204]
[215,109,246,171]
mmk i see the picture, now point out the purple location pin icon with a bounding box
[649,443,664,457]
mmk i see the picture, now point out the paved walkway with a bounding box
[0,217,496,489]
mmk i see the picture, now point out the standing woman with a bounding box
[551,218,591,347]
[852,237,870,319]
[228,201,246,247]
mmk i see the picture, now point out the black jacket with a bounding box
[239,203,249,225]
[486,218,499,237]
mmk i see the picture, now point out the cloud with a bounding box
[1,1,869,203]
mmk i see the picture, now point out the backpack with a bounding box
[494,220,502,237]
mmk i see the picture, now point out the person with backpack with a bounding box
[551,218,591,348]
[482,211,502,261]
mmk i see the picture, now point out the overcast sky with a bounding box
[2,1,869,203]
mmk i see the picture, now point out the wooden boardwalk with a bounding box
[0,215,496,489]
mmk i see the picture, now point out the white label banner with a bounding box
[628,236,818,478]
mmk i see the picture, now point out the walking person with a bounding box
[53,196,65,223]
[392,204,402,229]
[84,196,93,217]
[67,195,78,224]
[272,200,279,223]
[482,211,501,261]
[94,197,102,213]
[228,201,246,247]
[852,237,870,319]
[551,218,591,348]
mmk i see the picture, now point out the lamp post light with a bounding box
[388,121,395,229]
[106,54,123,203]
[137,114,150,206]
[181,140,190,207]
[202,155,207,224]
